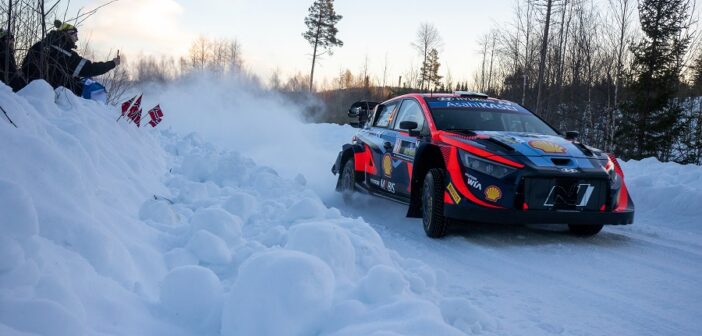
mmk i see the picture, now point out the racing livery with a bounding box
[332,92,634,238]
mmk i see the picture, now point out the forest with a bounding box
[2,0,702,164]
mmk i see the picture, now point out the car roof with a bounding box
[388,93,517,106]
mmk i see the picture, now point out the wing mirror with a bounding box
[399,121,420,136]
[565,131,579,141]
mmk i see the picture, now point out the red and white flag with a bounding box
[147,104,164,127]
[130,109,142,127]
[120,95,137,116]
[126,95,143,126]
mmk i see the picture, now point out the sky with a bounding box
[70,0,515,86]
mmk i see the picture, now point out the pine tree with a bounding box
[617,0,692,160]
[424,48,442,91]
[302,0,343,92]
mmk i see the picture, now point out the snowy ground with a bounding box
[1,75,701,335]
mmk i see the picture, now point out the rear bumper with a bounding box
[445,204,634,225]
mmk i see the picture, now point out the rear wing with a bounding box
[348,101,378,128]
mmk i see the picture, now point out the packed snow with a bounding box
[1,74,701,335]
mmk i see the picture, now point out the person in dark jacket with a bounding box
[21,20,120,95]
[0,29,26,92]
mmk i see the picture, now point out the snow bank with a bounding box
[0,79,471,335]
[622,158,702,230]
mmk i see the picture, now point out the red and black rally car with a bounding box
[332,92,634,238]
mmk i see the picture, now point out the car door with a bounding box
[364,100,400,194]
[388,98,426,198]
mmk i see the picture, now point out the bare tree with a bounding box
[412,22,442,91]
[536,0,554,115]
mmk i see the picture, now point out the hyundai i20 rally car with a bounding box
[332,92,634,238]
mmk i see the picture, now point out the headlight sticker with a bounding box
[484,185,503,202]
[447,183,462,204]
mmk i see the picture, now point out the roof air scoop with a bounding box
[454,91,489,99]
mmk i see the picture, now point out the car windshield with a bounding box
[426,99,558,135]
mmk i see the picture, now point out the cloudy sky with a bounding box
[70,0,513,85]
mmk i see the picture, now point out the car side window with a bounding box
[393,99,425,131]
[374,101,399,128]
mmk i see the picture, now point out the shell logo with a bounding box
[484,185,503,202]
[528,140,567,154]
[382,154,393,177]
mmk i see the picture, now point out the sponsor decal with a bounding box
[380,179,396,193]
[382,153,393,177]
[490,134,525,145]
[447,183,461,204]
[484,185,503,202]
[465,173,483,191]
[528,140,567,154]
[370,178,380,186]
[560,168,578,173]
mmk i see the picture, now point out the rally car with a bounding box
[331,92,634,238]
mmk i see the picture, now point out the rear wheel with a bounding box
[340,158,355,203]
[422,168,448,238]
[568,224,603,237]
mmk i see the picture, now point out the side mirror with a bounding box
[565,131,579,141]
[399,121,418,130]
[399,121,420,136]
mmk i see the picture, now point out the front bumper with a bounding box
[444,204,634,225]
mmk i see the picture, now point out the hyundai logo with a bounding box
[560,168,578,173]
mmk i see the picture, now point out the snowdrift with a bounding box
[2,75,700,335]
[0,80,480,335]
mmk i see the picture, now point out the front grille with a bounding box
[524,178,607,211]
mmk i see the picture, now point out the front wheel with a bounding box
[568,224,603,237]
[422,168,449,238]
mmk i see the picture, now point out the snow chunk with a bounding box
[357,265,408,304]
[139,198,179,225]
[185,230,231,265]
[222,191,258,222]
[164,248,198,269]
[221,250,335,336]
[286,222,356,279]
[286,197,327,221]
[0,180,39,239]
[190,207,242,244]
[160,265,223,327]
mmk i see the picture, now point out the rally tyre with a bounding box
[568,224,604,237]
[422,168,449,238]
[340,158,355,203]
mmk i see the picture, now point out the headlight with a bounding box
[460,150,517,178]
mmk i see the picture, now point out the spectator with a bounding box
[21,20,120,95]
[0,29,26,92]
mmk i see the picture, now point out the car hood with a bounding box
[442,131,595,159]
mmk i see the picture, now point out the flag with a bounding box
[127,95,143,118]
[120,95,136,116]
[129,109,142,127]
[147,104,164,127]
[126,95,143,126]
